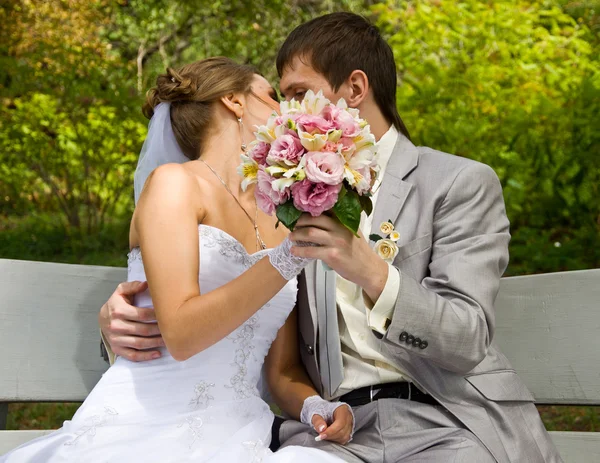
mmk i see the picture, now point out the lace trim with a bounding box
[226,316,260,400]
[127,248,142,265]
[63,406,119,446]
[200,226,268,268]
[127,225,269,268]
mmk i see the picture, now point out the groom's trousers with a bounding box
[278,398,495,463]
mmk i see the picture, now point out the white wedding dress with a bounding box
[1,225,343,462]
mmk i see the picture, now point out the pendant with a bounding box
[255,228,267,250]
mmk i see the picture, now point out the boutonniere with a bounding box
[370,221,400,263]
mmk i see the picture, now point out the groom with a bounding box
[99,12,561,463]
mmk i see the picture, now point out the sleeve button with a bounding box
[399,331,408,342]
[412,337,421,347]
[406,335,415,344]
[419,340,428,349]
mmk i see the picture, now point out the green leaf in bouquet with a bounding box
[369,234,382,242]
[358,194,373,216]
[332,187,361,236]
[276,200,303,231]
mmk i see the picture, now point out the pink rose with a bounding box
[267,133,304,166]
[255,187,276,215]
[322,105,361,137]
[304,151,345,186]
[248,141,270,165]
[291,179,340,216]
[323,141,340,152]
[255,169,290,215]
[296,114,335,134]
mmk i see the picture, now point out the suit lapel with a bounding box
[370,135,420,239]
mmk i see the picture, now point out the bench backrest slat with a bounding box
[1,259,599,404]
[0,259,120,401]
[493,268,600,405]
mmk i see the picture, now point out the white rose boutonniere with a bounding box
[370,221,400,263]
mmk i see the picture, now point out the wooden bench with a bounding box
[1,258,599,461]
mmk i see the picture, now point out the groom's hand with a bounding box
[312,405,354,445]
[99,281,165,362]
[290,214,388,303]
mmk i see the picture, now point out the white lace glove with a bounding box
[300,395,355,441]
[269,237,314,280]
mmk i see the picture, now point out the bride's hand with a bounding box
[312,405,354,445]
[300,395,355,445]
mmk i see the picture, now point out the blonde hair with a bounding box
[143,57,257,160]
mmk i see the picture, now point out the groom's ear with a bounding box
[344,70,369,108]
[220,93,244,119]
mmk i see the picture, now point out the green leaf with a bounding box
[358,194,373,216]
[369,234,383,242]
[332,188,361,236]
[275,200,303,231]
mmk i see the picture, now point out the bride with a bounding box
[1,57,353,462]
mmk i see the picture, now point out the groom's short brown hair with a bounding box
[277,12,410,140]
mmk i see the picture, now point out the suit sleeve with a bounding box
[383,163,510,373]
[100,330,116,365]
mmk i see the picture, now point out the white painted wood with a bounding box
[494,269,600,405]
[0,259,125,401]
[0,430,54,455]
[549,431,600,463]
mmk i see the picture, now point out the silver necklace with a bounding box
[199,159,267,251]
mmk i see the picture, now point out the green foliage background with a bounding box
[1,0,598,430]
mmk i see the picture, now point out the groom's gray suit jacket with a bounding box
[295,135,561,463]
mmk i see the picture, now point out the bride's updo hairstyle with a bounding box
[143,57,256,160]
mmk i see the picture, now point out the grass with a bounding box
[2,212,599,434]
[0,213,129,267]
[6,403,600,432]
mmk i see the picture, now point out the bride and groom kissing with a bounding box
[2,12,561,463]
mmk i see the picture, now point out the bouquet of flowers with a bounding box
[238,90,379,234]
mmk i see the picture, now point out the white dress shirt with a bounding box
[334,125,407,398]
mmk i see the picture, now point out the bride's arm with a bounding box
[265,307,355,444]
[264,307,319,420]
[135,164,289,361]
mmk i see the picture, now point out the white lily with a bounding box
[327,129,343,143]
[301,89,330,115]
[280,99,302,115]
[336,98,348,109]
[237,154,259,191]
[298,128,327,151]
[255,125,276,144]
[353,126,377,153]
[266,158,306,182]
[272,177,296,192]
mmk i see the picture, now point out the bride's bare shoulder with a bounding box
[130,163,206,245]
[138,163,206,206]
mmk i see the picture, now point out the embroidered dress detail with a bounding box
[243,439,269,463]
[63,407,118,446]
[178,416,205,449]
[227,316,260,400]
[189,381,215,410]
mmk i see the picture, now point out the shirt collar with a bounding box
[376,125,399,175]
